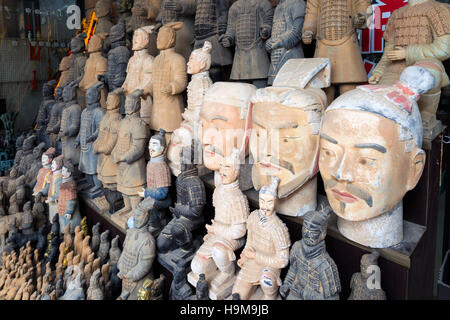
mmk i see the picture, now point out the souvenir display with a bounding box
[122,26,154,124]
[368,0,450,141]
[76,82,106,199]
[111,90,149,228]
[189,149,250,300]
[348,251,386,300]
[302,0,372,103]
[250,58,329,216]
[219,0,273,88]
[233,177,290,300]
[145,22,187,138]
[319,66,431,248]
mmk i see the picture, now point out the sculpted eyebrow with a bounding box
[211,115,228,121]
[320,133,338,144]
[354,143,387,154]
[253,119,298,129]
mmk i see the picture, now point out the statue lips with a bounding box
[331,189,358,203]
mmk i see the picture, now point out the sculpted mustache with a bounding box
[324,179,373,208]
[204,146,224,157]
[262,157,295,175]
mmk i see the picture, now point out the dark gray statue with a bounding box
[280,205,341,300]
[69,33,88,107]
[266,0,305,85]
[75,82,106,198]
[46,84,65,154]
[58,81,81,167]
[36,80,57,148]
[219,0,273,88]
[26,142,46,189]
[348,251,386,300]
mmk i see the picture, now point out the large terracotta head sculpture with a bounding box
[200,82,257,172]
[319,66,433,247]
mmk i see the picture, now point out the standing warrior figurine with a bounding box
[219,0,274,88]
[58,81,81,167]
[280,207,341,300]
[41,155,64,224]
[58,160,81,234]
[233,177,291,300]
[68,33,88,107]
[75,82,106,198]
[32,147,56,196]
[127,0,154,33]
[46,84,66,154]
[122,26,154,123]
[111,90,149,228]
[302,0,372,103]
[58,56,74,88]
[368,0,450,140]
[189,149,250,299]
[105,21,131,93]
[36,80,57,148]
[93,88,123,214]
[349,251,386,300]
[266,0,306,85]
[145,22,187,140]
[94,0,114,36]
[117,203,156,300]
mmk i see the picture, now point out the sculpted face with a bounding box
[200,103,247,171]
[319,109,425,221]
[167,126,193,169]
[41,154,50,167]
[250,102,319,198]
[149,138,164,158]
[51,160,59,172]
[62,167,71,179]
[219,158,240,185]
[259,193,276,217]
[132,30,148,51]
[187,53,206,75]
[157,27,175,51]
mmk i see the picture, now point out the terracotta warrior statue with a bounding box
[46,84,65,154]
[266,0,305,85]
[319,66,432,248]
[105,20,131,93]
[117,202,156,300]
[16,135,36,177]
[32,147,56,196]
[368,0,450,142]
[233,177,291,300]
[219,0,273,88]
[58,56,74,88]
[111,89,149,228]
[79,35,108,108]
[189,149,250,300]
[41,155,64,224]
[167,41,212,176]
[157,144,206,267]
[280,206,341,300]
[94,0,114,37]
[136,130,172,235]
[127,0,155,34]
[58,160,81,234]
[200,82,257,191]
[302,0,372,103]
[122,26,154,124]
[349,251,386,300]
[26,142,47,189]
[58,81,81,167]
[250,58,329,216]
[144,21,187,140]
[36,80,57,148]
[68,33,88,107]
[75,82,106,199]
[93,88,123,214]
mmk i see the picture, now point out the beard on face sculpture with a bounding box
[318,66,433,248]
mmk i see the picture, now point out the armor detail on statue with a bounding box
[176,168,206,211]
[318,0,352,41]
[194,0,218,40]
[235,3,257,49]
[186,72,213,112]
[212,181,248,228]
[147,162,171,189]
[96,111,121,185]
[58,180,77,216]
[383,1,450,47]
[60,102,81,166]
[107,42,131,91]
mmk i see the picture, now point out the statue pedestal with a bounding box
[157,236,203,274]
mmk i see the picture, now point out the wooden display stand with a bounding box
[80,128,446,300]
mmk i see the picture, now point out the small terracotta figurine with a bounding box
[93,88,123,214]
[58,160,81,234]
[79,35,108,109]
[58,81,81,167]
[91,223,101,254]
[94,0,114,36]
[87,269,104,300]
[117,203,156,300]
[200,82,257,191]
[41,155,64,223]
[58,56,74,88]
[189,149,250,300]
[36,80,57,148]
[145,21,187,138]
[46,84,65,153]
[122,26,155,124]
[266,0,305,85]
[368,0,450,142]
[302,0,372,103]
[170,259,194,300]
[109,235,122,267]
[111,89,149,228]
[219,0,273,88]
[98,230,111,265]
[26,143,47,190]
[75,82,106,198]
[68,33,88,107]
[60,271,85,300]
[233,176,291,300]
[280,206,341,300]
[105,20,131,92]
[319,66,431,248]
[32,147,55,196]
[349,251,386,300]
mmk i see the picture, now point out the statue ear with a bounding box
[406,148,426,191]
[166,21,184,31]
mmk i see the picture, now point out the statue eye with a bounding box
[359,157,376,166]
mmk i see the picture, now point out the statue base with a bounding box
[422,119,443,150]
[110,210,131,230]
[157,237,203,274]
[188,270,238,300]
[276,177,318,217]
[90,196,110,213]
